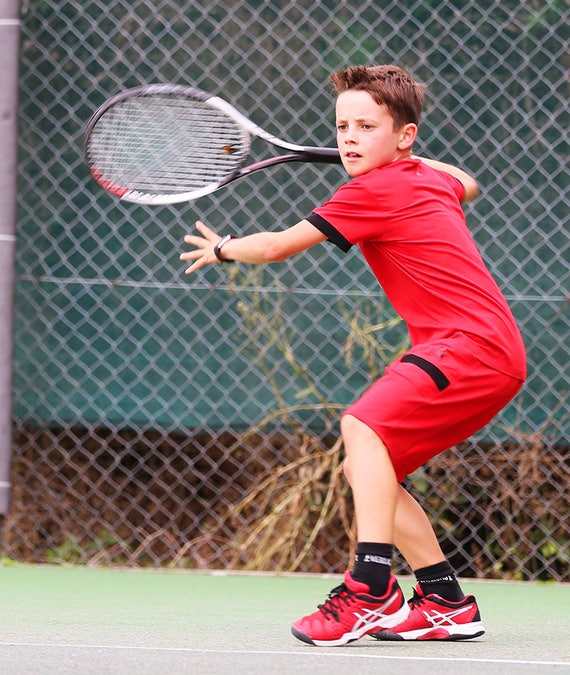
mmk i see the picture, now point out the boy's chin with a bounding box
[346,167,373,177]
[343,163,367,177]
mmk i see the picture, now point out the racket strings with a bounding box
[86,96,250,194]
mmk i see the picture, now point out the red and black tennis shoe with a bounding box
[291,571,409,646]
[371,585,485,641]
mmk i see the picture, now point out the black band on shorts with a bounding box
[401,354,450,391]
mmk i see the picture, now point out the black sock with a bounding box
[414,560,465,602]
[352,542,393,597]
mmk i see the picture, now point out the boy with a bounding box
[180,65,526,646]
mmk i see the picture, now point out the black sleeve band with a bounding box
[307,213,352,252]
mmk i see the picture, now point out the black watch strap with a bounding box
[213,234,235,262]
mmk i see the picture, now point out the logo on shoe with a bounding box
[422,605,474,627]
[351,592,401,630]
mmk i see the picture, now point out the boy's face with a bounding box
[335,90,417,177]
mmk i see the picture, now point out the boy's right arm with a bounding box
[180,219,327,275]
[413,156,479,203]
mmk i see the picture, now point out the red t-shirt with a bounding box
[308,158,526,380]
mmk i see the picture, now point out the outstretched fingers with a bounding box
[180,220,221,274]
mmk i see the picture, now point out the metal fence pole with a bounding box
[0,0,20,538]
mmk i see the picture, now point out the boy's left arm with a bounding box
[413,156,479,203]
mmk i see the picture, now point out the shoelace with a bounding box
[407,589,427,610]
[317,583,357,621]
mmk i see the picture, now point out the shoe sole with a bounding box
[291,600,410,647]
[374,621,485,641]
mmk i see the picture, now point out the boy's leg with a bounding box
[342,456,447,569]
[376,481,483,642]
[343,461,465,600]
[340,414,398,596]
[291,414,409,646]
[340,460,484,642]
[394,486,464,600]
[394,485,445,569]
[341,413,399,543]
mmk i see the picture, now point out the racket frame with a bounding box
[83,83,341,205]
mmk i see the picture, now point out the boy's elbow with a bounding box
[462,177,480,203]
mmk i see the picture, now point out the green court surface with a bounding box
[0,565,568,674]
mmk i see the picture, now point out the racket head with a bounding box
[83,84,252,205]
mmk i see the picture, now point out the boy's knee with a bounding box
[341,413,378,443]
[340,413,362,439]
[341,413,391,461]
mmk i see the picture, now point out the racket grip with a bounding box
[299,147,342,164]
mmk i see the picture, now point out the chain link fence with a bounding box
[5,0,569,581]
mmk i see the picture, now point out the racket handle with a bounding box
[299,147,342,164]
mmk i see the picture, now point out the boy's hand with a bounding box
[180,220,223,275]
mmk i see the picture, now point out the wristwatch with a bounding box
[213,234,235,263]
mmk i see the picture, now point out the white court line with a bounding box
[0,643,568,668]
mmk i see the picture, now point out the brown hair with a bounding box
[330,65,425,129]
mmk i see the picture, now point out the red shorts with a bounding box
[343,333,524,482]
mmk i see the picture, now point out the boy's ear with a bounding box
[398,123,418,150]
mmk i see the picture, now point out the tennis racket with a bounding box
[83,83,342,205]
